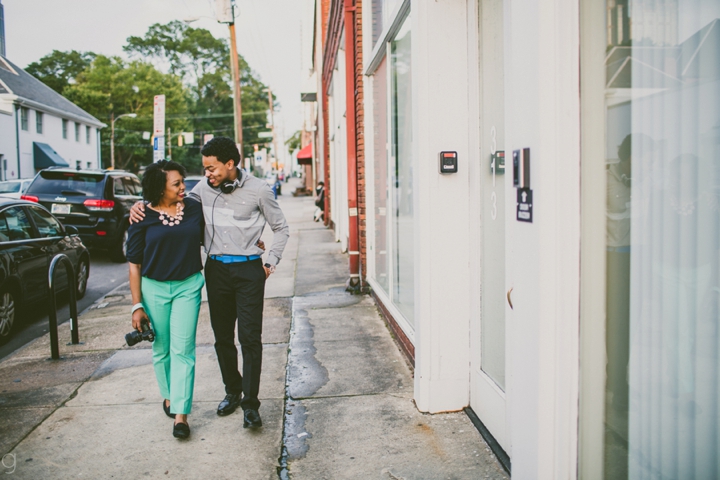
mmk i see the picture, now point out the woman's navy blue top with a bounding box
[126,198,204,281]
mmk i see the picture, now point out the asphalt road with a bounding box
[0,249,130,362]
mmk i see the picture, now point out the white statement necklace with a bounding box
[156,203,184,226]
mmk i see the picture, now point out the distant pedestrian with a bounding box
[314,181,325,222]
[126,160,205,439]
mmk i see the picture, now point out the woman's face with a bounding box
[161,170,186,204]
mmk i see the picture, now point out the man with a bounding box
[131,137,289,428]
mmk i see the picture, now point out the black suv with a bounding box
[22,169,142,262]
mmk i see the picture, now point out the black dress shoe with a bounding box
[243,409,262,428]
[162,400,175,419]
[217,393,242,416]
[173,422,190,439]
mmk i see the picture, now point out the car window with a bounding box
[27,206,62,237]
[0,182,21,194]
[122,177,140,196]
[0,214,10,242]
[114,178,128,196]
[27,171,104,197]
[0,207,34,241]
[131,177,142,195]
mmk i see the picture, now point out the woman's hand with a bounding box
[132,308,149,332]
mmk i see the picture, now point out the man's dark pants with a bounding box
[205,258,265,411]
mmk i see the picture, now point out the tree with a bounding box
[124,21,275,161]
[285,130,302,154]
[25,50,96,95]
[64,55,191,172]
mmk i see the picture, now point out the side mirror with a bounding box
[65,225,79,236]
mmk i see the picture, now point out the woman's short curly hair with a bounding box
[200,136,240,167]
[141,160,187,206]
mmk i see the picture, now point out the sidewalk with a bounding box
[0,179,508,479]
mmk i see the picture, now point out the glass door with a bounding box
[583,1,720,477]
[471,0,510,454]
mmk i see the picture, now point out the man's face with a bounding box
[202,156,235,187]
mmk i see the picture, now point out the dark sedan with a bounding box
[0,198,90,344]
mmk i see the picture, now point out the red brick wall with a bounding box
[353,0,367,285]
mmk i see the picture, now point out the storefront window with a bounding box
[371,0,403,48]
[373,58,389,292]
[602,2,720,478]
[390,15,413,323]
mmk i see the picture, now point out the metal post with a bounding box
[110,112,115,170]
[47,254,79,360]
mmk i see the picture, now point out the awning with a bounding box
[297,143,312,165]
[33,142,69,169]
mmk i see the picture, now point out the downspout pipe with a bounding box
[14,104,20,178]
[343,0,360,290]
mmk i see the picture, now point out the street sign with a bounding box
[153,135,165,162]
[258,131,273,138]
[153,95,165,137]
[516,188,533,223]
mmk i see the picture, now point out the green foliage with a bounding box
[63,55,191,172]
[285,130,302,154]
[25,21,275,173]
[25,50,96,95]
[124,21,275,161]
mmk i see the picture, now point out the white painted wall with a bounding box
[412,0,472,413]
[503,0,581,477]
[329,48,349,251]
[0,109,14,180]
[6,106,99,179]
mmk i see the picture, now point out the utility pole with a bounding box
[227,1,243,155]
[265,87,279,170]
[167,127,172,160]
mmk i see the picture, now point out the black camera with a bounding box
[125,319,155,346]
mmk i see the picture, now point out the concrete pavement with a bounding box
[0,178,508,479]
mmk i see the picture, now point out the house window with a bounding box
[36,111,43,134]
[86,161,92,169]
[75,160,81,170]
[20,108,28,131]
[86,126,91,144]
[62,119,68,139]
[75,122,80,142]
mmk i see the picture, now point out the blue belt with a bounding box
[209,254,262,264]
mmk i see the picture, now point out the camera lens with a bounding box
[125,331,141,347]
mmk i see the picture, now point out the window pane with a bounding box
[35,111,42,134]
[20,108,28,131]
[3,207,34,240]
[86,126,91,144]
[601,2,720,478]
[391,15,413,323]
[62,119,68,139]
[373,58,389,293]
[28,206,61,237]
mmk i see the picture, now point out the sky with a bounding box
[3,0,304,163]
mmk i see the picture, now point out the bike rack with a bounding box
[47,254,80,360]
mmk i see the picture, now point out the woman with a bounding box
[127,160,205,439]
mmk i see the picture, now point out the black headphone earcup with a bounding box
[220,181,236,194]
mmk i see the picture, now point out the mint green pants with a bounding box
[141,272,204,415]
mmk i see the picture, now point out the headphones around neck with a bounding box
[208,168,242,194]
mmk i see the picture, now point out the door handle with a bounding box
[507,287,514,310]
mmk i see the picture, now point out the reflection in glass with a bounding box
[602,2,720,478]
[391,16,414,323]
[373,59,389,292]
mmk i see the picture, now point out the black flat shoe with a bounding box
[162,400,175,419]
[243,409,262,429]
[173,422,190,439]
[217,393,242,416]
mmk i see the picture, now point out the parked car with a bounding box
[183,175,205,192]
[0,179,32,199]
[21,168,142,262]
[265,173,281,196]
[0,198,90,344]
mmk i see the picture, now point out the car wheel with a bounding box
[76,257,89,299]
[111,227,128,263]
[0,289,16,344]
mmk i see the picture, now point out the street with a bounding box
[0,251,129,362]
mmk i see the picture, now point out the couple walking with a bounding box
[126,137,289,439]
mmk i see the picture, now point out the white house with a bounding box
[0,55,104,181]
